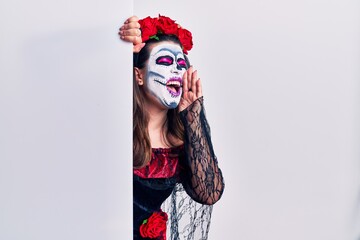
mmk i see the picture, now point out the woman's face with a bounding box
[144,41,187,109]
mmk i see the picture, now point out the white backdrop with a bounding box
[0,1,133,239]
[135,1,360,240]
[1,0,359,239]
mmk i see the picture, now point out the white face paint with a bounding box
[146,42,187,109]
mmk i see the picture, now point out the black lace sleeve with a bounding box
[179,97,224,205]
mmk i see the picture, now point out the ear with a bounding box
[134,67,144,86]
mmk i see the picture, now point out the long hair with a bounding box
[133,35,187,168]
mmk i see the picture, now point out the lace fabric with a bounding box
[134,97,224,240]
[161,184,213,240]
[179,97,224,205]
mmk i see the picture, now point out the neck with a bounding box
[145,102,169,148]
[147,107,168,131]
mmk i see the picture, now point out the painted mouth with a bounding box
[165,77,182,97]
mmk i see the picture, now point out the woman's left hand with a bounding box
[178,66,203,112]
[118,16,145,53]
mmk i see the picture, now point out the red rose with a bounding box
[140,210,168,240]
[139,16,158,42]
[177,28,193,54]
[157,15,179,36]
[137,15,194,54]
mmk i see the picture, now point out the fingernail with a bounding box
[121,36,125,39]
[120,26,124,30]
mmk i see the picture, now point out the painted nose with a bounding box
[176,64,183,71]
[171,65,181,74]
[171,63,183,73]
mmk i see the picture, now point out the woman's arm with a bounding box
[179,68,225,205]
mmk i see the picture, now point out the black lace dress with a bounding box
[133,97,224,240]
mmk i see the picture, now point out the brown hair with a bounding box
[133,35,186,168]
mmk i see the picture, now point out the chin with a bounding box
[166,102,179,109]
[161,98,180,109]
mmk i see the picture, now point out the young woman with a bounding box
[119,15,224,240]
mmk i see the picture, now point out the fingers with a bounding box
[190,68,202,98]
[186,66,192,93]
[120,28,141,37]
[182,66,202,98]
[182,67,189,93]
[191,69,197,95]
[119,15,142,45]
[120,21,141,31]
[196,78,203,97]
[124,15,139,24]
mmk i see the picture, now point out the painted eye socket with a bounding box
[156,56,173,65]
[177,58,187,68]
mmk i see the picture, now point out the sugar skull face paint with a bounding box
[146,42,187,109]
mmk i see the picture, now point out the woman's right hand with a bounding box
[118,16,145,53]
[178,66,203,112]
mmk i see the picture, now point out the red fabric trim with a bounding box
[134,146,183,179]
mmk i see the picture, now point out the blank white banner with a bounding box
[0,1,133,239]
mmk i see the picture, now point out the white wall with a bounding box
[1,0,359,239]
[0,1,133,239]
[135,1,360,239]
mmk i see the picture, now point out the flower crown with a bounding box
[138,15,193,54]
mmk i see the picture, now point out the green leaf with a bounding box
[142,219,148,224]
[149,35,159,41]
